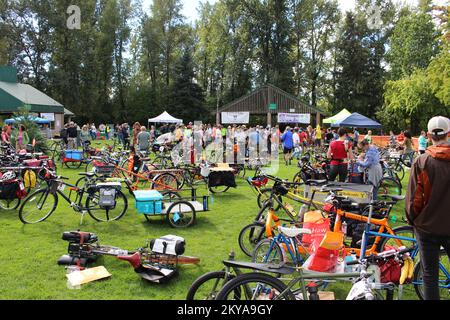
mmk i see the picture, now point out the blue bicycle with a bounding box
[357,195,450,300]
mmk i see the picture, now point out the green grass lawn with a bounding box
[0,141,417,300]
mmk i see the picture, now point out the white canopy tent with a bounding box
[148,111,183,124]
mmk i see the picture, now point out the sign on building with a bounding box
[40,113,55,121]
[221,112,250,124]
[277,113,310,124]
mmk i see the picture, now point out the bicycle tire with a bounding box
[238,222,267,257]
[166,201,196,228]
[19,189,58,224]
[257,188,282,211]
[252,238,286,264]
[413,251,450,300]
[65,160,83,169]
[378,225,417,254]
[186,271,235,300]
[86,189,128,222]
[151,172,179,191]
[378,177,402,196]
[0,198,21,211]
[209,185,230,193]
[216,272,295,300]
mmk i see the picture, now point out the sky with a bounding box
[142,0,449,22]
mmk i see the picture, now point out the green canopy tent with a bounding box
[323,109,352,124]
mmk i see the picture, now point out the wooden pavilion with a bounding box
[217,84,325,126]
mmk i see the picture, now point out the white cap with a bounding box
[428,116,450,136]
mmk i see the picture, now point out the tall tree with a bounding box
[168,49,207,122]
[387,11,439,80]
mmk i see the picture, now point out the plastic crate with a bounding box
[304,182,374,205]
[64,150,83,161]
[94,165,115,176]
[134,190,163,215]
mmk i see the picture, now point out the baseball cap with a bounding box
[428,116,450,136]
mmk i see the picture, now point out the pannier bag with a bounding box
[96,183,121,209]
[0,180,26,200]
[23,170,37,189]
[150,235,186,256]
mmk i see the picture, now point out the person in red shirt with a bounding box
[327,128,354,182]
[300,129,308,147]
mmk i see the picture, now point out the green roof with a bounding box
[0,80,64,113]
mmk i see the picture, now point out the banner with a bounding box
[221,112,250,124]
[277,113,310,124]
[40,113,55,121]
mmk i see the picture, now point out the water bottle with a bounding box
[341,221,348,237]
[298,204,308,222]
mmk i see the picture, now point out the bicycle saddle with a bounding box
[78,172,96,177]
[390,195,405,202]
[306,179,328,186]
[278,226,312,238]
[380,194,405,202]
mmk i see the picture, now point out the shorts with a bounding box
[283,147,293,154]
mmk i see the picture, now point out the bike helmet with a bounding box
[0,171,16,181]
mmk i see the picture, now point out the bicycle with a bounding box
[355,198,450,300]
[18,168,128,224]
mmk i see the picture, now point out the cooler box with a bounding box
[304,182,373,205]
[64,150,83,161]
[134,190,163,215]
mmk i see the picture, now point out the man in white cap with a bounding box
[405,116,450,300]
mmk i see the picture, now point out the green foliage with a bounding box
[168,49,208,122]
[387,12,439,80]
[333,12,386,119]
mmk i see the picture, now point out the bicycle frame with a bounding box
[332,206,404,256]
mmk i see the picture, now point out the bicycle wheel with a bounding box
[379,226,417,254]
[65,160,83,169]
[151,173,179,191]
[19,189,58,224]
[0,198,20,211]
[257,188,282,211]
[216,272,295,300]
[394,162,405,181]
[209,185,230,193]
[166,201,196,228]
[238,222,267,257]
[378,177,402,196]
[252,238,285,264]
[413,251,450,300]
[186,271,235,300]
[86,190,128,222]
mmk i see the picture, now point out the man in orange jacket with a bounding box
[405,116,450,300]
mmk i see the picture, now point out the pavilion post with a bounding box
[316,112,321,126]
[267,112,272,127]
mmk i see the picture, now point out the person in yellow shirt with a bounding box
[315,124,322,147]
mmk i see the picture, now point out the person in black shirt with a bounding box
[66,122,78,149]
